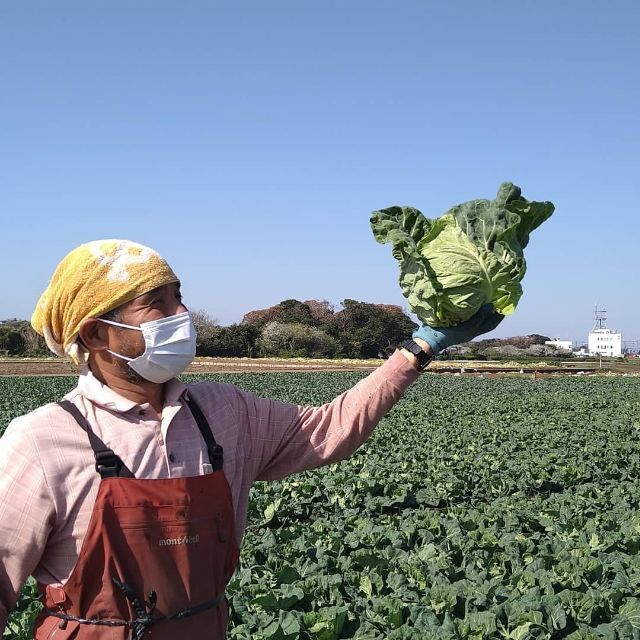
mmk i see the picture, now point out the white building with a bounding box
[545,337,573,352]
[588,329,622,357]
[588,306,622,357]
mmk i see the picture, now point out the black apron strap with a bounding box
[57,400,134,479]
[184,397,224,471]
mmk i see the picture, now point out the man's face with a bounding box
[104,282,187,381]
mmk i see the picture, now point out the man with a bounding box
[0,239,501,638]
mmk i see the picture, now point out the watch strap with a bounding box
[400,339,433,371]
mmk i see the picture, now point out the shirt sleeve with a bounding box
[0,419,55,630]
[234,350,419,482]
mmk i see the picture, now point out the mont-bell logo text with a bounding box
[158,533,200,547]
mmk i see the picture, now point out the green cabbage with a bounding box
[370,183,554,327]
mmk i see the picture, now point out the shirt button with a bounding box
[169,453,176,463]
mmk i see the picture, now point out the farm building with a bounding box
[544,337,573,352]
[588,329,622,357]
[588,307,622,357]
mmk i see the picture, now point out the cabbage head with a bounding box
[370,183,554,327]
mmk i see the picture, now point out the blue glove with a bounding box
[413,304,504,355]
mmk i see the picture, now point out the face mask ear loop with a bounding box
[105,349,135,363]
[98,318,143,331]
[99,319,142,363]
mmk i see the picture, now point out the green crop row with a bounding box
[2,374,640,639]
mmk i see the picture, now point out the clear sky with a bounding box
[1,1,638,346]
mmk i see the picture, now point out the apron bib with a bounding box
[33,398,240,640]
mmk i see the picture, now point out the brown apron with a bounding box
[33,398,240,640]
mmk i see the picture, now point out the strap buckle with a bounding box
[95,450,121,478]
[208,444,224,471]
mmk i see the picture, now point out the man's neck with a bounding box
[90,360,165,416]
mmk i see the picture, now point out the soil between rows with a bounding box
[0,358,632,378]
[0,358,379,377]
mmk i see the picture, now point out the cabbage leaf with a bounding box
[371,183,554,327]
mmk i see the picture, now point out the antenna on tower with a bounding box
[593,305,607,330]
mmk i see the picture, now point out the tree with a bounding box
[273,300,318,326]
[0,320,48,356]
[302,299,335,325]
[241,307,279,328]
[208,324,260,357]
[328,300,418,359]
[191,309,219,356]
[242,300,318,328]
[19,323,48,356]
[259,321,339,358]
[0,325,26,355]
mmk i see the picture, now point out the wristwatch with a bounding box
[400,339,433,371]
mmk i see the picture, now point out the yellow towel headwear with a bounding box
[31,239,179,364]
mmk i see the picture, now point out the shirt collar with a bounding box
[77,369,188,414]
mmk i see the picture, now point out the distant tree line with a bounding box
[1,304,575,362]
[193,299,418,359]
[0,299,418,360]
[451,334,568,360]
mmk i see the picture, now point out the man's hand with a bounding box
[413,304,504,356]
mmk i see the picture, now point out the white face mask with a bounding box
[99,312,197,383]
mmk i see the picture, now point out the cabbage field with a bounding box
[2,373,640,639]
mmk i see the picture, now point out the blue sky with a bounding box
[1,1,638,345]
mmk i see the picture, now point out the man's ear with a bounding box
[78,319,110,352]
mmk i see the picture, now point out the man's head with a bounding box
[32,239,180,366]
[80,281,190,383]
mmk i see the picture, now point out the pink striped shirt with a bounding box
[0,351,418,627]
